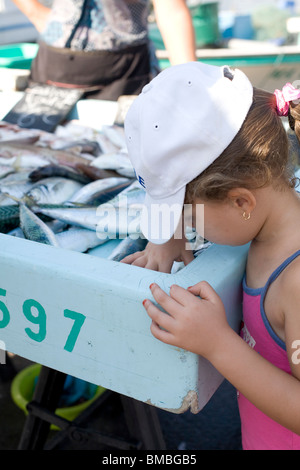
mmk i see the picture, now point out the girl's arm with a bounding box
[10,0,51,32]
[152,0,197,64]
[143,281,300,435]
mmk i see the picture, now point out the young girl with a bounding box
[123,62,300,450]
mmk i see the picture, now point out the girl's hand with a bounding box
[121,236,194,273]
[143,281,230,358]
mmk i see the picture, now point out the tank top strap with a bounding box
[259,250,300,350]
[266,250,300,287]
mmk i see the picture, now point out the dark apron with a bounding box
[30,41,152,101]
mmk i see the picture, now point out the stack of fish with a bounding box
[0,120,147,260]
[0,119,208,265]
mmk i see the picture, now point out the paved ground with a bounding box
[0,354,242,451]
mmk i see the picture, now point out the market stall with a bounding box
[0,93,249,449]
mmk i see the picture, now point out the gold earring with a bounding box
[243,211,251,221]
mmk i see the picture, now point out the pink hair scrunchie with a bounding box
[274,83,300,116]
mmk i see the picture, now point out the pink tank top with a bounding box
[239,250,300,450]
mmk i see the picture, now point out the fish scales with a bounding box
[20,204,59,246]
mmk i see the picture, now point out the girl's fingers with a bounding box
[180,248,195,266]
[168,284,196,306]
[121,251,143,264]
[149,283,182,313]
[187,281,218,302]
[150,320,175,344]
[143,299,174,332]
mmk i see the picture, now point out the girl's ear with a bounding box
[227,188,257,215]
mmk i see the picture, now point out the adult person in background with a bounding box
[11,0,197,100]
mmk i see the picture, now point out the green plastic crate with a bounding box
[0,43,39,69]
[149,1,220,49]
[191,2,220,47]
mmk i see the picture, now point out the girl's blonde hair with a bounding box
[185,87,298,203]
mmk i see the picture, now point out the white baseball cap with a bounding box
[124,61,253,244]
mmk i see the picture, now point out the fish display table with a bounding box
[0,94,249,449]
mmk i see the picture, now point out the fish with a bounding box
[0,184,33,205]
[19,203,59,246]
[74,163,120,180]
[6,226,25,238]
[0,169,32,183]
[37,203,143,238]
[0,122,43,141]
[0,154,52,170]
[0,120,148,262]
[108,236,148,262]
[36,205,102,231]
[0,204,20,232]
[28,164,91,184]
[52,139,102,156]
[24,177,83,206]
[0,172,35,205]
[101,125,127,150]
[0,141,91,168]
[7,217,67,239]
[90,151,135,178]
[106,180,146,208]
[68,177,131,205]
[19,201,106,252]
[0,165,14,179]
[0,136,40,145]
[56,227,107,252]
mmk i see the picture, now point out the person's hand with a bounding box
[143,281,230,358]
[121,236,194,273]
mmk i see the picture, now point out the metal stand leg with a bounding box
[18,366,66,450]
[17,366,166,450]
[121,395,166,450]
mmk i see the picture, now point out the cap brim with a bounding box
[140,187,186,244]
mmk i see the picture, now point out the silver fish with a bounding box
[52,139,102,156]
[0,173,34,205]
[36,205,102,231]
[101,125,126,150]
[24,177,83,206]
[38,204,142,238]
[20,204,59,246]
[0,141,91,167]
[7,219,67,239]
[0,154,51,169]
[38,181,145,235]
[56,227,107,252]
[6,226,25,238]
[90,151,135,178]
[0,165,14,179]
[107,180,145,207]
[68,177,131,205]
[108,236,148,262]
